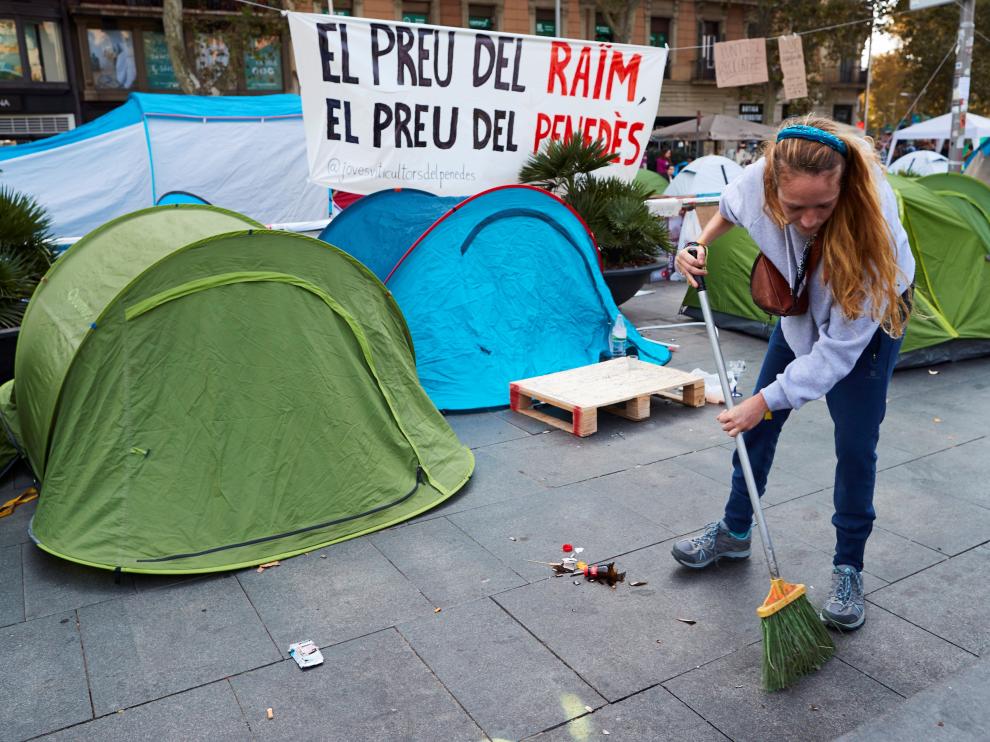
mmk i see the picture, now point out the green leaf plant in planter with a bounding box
[0,187,56,381]
[518,133,672,305]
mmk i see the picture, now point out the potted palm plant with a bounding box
[518,134,671,305]
[0,187,57,382]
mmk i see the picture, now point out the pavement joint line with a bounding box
[831,654,908,700]
[860,600,981,659]
[75,607,97,723]
[234,571,283,658]
[488,593,609,707]
[392,624,493,740]
[367,537,440,610]
[224,676,256,740]
[443,514,531,583]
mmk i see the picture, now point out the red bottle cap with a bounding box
[562,543,573,552]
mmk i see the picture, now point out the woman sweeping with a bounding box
[671,116,914,631]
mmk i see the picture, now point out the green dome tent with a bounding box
[680,175,990,366]
[14,206,473,573]
[634,169,669,196]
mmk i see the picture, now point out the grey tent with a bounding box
[651,115,775,143]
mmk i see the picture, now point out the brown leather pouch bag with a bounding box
[749,236,822,317]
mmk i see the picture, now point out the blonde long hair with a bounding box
[762,115,909,338]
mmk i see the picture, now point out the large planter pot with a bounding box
[602,262,663,306]
[0,327,17,384]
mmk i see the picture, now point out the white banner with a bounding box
[287,12,667,195]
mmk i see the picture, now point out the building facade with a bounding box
[0,0,865,141]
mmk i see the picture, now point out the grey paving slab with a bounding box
[869,545,990,654]
[670,443,823,507]
[875,436,990,511]
[764,490,945,584]
[478,426,648,489]
[444,410,531,449]
[528,685,728,742]
[41,681,250,742]
[836,654,990,742]
[876,392,984,457]
[22,542,135,620]
[411,448,550,523]
[0,612,92,742]
[0,493,35,548]
[552,457,735,536]
[371,517,526,606]
[79,574,281,716]
[0,543,22,627]
[399,598,604,740]
[832,603,977,698]
[229,629,484,742]
[664,643,903,742]
[494,538,836,701]
[871,466,990,555]
[448,486,672,582]
[886,361,986,400]
[237,537,435,652]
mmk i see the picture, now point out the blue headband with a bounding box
[776,125,848,157]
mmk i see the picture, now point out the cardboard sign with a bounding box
[713,38,768,88]
[778,35,808,100]
[287,12,668,194]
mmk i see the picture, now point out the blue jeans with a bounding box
[722,322,903,571]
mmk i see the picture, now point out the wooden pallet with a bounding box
[509,358,705,437]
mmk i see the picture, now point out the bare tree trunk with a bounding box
[597,0,641,45]
[163,0,202,94]
[283,0,299,93]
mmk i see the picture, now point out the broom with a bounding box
[688,248,834,691]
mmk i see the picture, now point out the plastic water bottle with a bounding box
[609,313,627,359]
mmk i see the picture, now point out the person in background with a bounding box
[665,163,675,182]
[655,148,672,177]
[671,116,914,632]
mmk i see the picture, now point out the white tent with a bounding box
[0,93,329,237]
[665,155,743,197]
[885,112,990,165]
[889,150,949,176]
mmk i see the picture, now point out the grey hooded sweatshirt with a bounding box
[718,157,915,411]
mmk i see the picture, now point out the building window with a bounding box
[468,5,495,30]
[650,16,670,80]
[535,8,556,36]
[697,20,720,80]
[833,104,853,125]
[335,1,354,16]
[0,19,23,80]
[25,21,66,82]
[739,103,763,123]
[244,35,282,91]
[87,29,137,90]
[594,13,612,42]
[402,2,431,24]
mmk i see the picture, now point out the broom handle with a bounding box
[688,249,781,580]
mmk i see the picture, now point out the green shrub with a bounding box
[0,187,56,328]
[518,134,670,268]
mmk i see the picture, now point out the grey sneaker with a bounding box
[820,565,865,631]
[671,521,751,569]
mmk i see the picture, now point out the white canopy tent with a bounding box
[885,112,990,165]
[889,150,949,175]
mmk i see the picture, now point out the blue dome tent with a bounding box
[319,189,462,281]
[321,185,671,411]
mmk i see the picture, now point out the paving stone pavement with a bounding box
[1,282,986,741]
